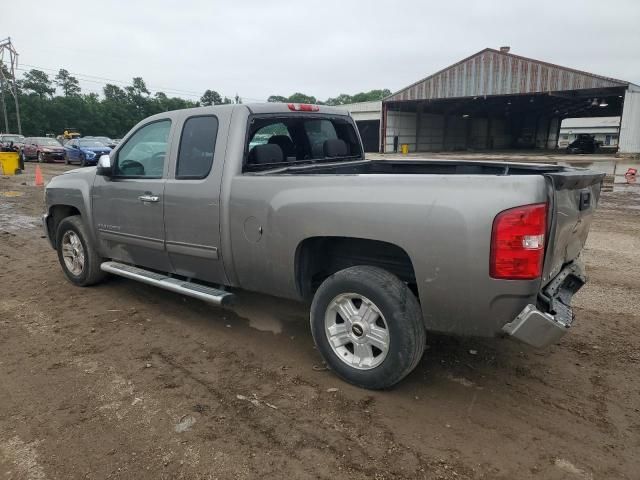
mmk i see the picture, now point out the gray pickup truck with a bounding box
[43,103,604,389]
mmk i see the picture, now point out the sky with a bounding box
[3,0,640,102]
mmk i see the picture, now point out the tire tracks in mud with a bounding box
[146,346,474,479]
[1,295,472,480]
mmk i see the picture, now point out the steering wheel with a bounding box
[119,160,145,175]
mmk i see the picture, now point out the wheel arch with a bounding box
[294,236,418,302]
[46,204,81,248]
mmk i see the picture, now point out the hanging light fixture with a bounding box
[599,99,609,107]
[591,98,599,106]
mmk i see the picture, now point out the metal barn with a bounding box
[382,47,640,155]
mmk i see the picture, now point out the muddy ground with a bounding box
[1,162,639,480]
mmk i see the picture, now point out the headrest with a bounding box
[251,144,284,164]
[268,135,295,156]
[323,138,348,158]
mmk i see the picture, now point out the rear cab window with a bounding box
[244,115,363,171]
[176,115,219,179]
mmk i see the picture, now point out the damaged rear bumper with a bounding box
[502,261,586,348]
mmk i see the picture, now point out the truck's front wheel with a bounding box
[55,215,106,287]
[310,266,426,389]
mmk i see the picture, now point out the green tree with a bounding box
[200,89,223,106]
[287,92,317,104]
[126,77,150,97]
[103,84,127,102]
[267,95,288,103]
[55,69,81,96]
[20,69,55,98]
[125,77,151,118]
[325,93,353,105]
[325,89,391,105]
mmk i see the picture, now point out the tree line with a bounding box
[267,89,391,106]
[0,67,390,137]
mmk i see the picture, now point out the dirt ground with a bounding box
[1,162,639,480]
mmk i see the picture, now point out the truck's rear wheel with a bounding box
[310,266,426,389]
[55,215,106,286]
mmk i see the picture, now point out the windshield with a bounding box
[79,139,108,148]
[36,138,62,146]
[1,135,24,143]
[245,115,362,171]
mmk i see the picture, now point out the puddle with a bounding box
[230,292,306,334]
[0,207,39,232]
[232,305,284,334]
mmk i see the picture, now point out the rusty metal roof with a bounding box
[385,48,630,103]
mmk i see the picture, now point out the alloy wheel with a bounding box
[61,231,85,276]
[324,293,390,370]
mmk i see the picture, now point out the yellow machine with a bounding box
[62,129,81,140]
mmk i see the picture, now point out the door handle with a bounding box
[138,194,160,203]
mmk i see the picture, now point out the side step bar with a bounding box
[100,261,234,306]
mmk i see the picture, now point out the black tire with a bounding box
[310,266,426,390]
[55,215,106,287]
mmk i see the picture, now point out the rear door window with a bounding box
[176,116,218,179]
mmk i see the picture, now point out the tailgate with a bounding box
[541,169,605,285]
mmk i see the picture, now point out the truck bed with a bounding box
[256,158,603,183]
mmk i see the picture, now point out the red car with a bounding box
[21,137,66,163]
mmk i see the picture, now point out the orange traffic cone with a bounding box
[34,165,44,187]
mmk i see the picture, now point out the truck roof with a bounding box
[141,103,351,123]
[245,103,350,116]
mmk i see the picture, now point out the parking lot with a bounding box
[1,162,639,479]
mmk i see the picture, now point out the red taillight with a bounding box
[287,103,319,112]
[490,203,547,280]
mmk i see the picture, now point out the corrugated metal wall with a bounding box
[619,88,640,154]
[385,111,417,152]
[388,49,627,102]
[417,113,444,151]
[384,112,516,152]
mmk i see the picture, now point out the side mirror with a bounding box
[96,155,113,176]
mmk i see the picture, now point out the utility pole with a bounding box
[0,76,8,132]
[0,37,22,134]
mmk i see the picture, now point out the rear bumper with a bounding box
[502,261,585,348]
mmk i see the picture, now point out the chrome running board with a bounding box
[100,261,233,306]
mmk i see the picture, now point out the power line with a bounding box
[16,65,202,98]
[15,62,267,102]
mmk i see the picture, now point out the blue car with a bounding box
[64,138,112,166]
